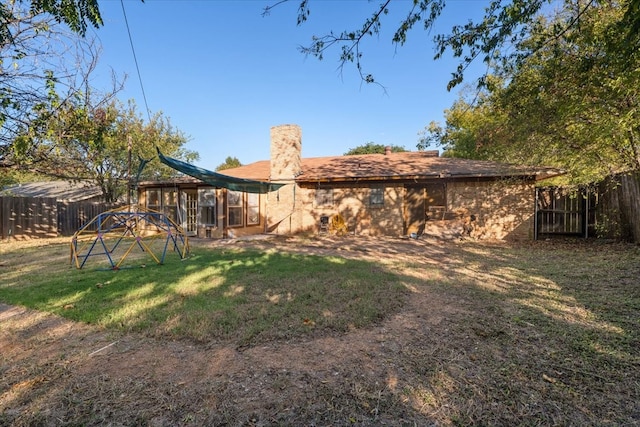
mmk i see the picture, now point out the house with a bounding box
[137,124,564,240]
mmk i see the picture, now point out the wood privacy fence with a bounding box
[0,197,125,239]
[595,171,640,242]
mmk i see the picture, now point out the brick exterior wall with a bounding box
[275,185,405,237]
[265,184,304,235]
[436,179,535,240]
[138,178,536,241]
[263,123,536,240]
[274,179,536,240]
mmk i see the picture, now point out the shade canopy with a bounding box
[157,149,283,194]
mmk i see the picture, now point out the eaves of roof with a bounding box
[137,176,202,187]
[146,152,565,188]
[222,152,565,183]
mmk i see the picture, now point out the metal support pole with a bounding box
[127,135,132,206]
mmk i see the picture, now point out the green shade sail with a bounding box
[157,149,283,194]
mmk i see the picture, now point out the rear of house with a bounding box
[138,124,563,240]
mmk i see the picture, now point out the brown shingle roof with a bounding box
[222,151,564,183]
[221,161,271,181]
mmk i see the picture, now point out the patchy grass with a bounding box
[1,236,639,426]
[0,239,407,346]
[386,239,640,426]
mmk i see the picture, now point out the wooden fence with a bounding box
[0,196,125,240]
[595,172,640,242]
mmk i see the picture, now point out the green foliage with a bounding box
[268,0,639,89]
[215,156,242,171]
[1,1,104,167]
[13,90,196,202]
[0,169,43,189]
[3,0,103,43]
[1,1,194,202]
[417,94,506,160]
[344,141,406,155]
[424,1,640,185]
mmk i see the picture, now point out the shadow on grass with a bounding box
[0,244,408,347]
[387,239,640,425]
[1,238,639,426]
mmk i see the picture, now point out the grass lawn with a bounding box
[0,238,406,346]
[1,236,639,426]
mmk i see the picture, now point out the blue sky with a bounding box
[89,0,488,170]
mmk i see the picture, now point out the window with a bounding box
[163,189,178,222]
[370,186,384,207]
[145,188,179,221]
[146,189,162,211]
[226,191,261,227]
[227,190,243,227]
[247,193,260,225]
[199,189,216,226]
[316,188,334,206]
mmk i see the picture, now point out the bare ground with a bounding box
[1,235,639,426]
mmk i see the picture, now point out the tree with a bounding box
[266,0,640,89]
[13,88,196,202]
[417,79,510,160]
[344,142,406,155]
[1,0,199,202]
[423,1,640,184]
[1,0,102,46]
[216,156,242,171]
[1,1,108,168]
[0,0,193,202]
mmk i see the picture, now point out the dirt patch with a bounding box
[1,235,638,426]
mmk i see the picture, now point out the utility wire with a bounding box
[120,0,151,122]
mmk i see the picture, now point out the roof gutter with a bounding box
[296,172,549,184]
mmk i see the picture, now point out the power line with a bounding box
[120,0,151,122]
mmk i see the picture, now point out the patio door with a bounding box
[181,190,198,236]
[404,186,425,235]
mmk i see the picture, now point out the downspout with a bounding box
[264,191,268,234]
[289,185,295,234]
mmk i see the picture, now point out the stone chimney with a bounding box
[270,124,302,182]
